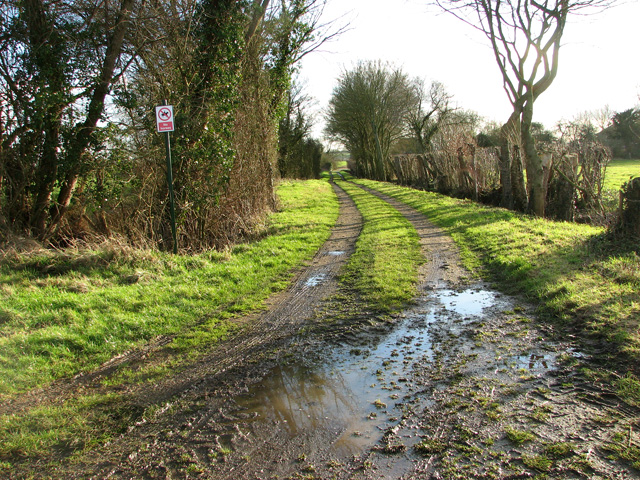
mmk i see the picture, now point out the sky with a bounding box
[297,0,640,143]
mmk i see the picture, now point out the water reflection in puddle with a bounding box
[234,311,436,456]
[438,288,496,316]
[228,287,549,456]
[305,274,327,287]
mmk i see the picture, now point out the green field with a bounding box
[605,158,640,189]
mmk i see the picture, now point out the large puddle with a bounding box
[226,287,556,456]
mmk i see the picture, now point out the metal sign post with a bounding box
[156,102,177,254]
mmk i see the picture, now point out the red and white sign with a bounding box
[156,105,174,132]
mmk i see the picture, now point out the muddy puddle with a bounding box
[223,286,557,458]
[305,274,328,287]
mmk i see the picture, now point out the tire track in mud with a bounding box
[203,184,636,480]
[340,182,639,480]
[61,180,478,479]
[122,180,476,480]
[195,181,479,480]
[188,181,638,480]
[129,181,364,405]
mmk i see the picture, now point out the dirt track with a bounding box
[12,181,640,479]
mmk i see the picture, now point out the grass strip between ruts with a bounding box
[336,180,423,312]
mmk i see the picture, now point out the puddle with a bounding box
[326,250,346,256]
[231,310,435,456]
[223,287,556,456]
[437,288,496,316]
[305,273,327,287]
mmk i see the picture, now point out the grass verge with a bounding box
[354,179,640,364]
[336,180,423,311]
[0,180,338,462]
[0,180,339,397]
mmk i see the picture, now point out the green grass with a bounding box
[605,158,640,190]
[336,180,423,311]
[0,393,134,460]
[0,180,339,398]
[521,453,552,472]
[544,442,575,458]
[354,179,640,363]
[602,158,640,213]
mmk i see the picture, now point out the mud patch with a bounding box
[190,284,578,479]
[352,292,638,480]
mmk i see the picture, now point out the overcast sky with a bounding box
[297,0,640,143]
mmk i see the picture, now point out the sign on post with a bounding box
[157,102,177,254]
[156,105,174,132]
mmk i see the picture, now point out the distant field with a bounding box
[605,158,640,189]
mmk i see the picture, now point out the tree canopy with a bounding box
[0,0,339,250]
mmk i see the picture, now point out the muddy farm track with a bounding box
[10,181,640,479]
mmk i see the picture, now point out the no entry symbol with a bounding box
[158,108,171,121]
[156,105,175,132]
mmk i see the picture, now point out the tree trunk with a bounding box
[498,112,521,210]
[372,121,386,181]
[456,146,473,195]
[511,145,529,212]
[246,0,270,43]
[48,0,135,236]
[497,144,512,208]
[417,154,433,188]
[521,100,545,217]
[423,153,442,188]
[31,115,61,236]
[470,144,478,202]
[23,0,67,237]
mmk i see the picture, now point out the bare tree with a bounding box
[260,0,349,111]
[406,80,453,155]
[325,61,418,181]
[433,0,613,216]
[405,80,468,189]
